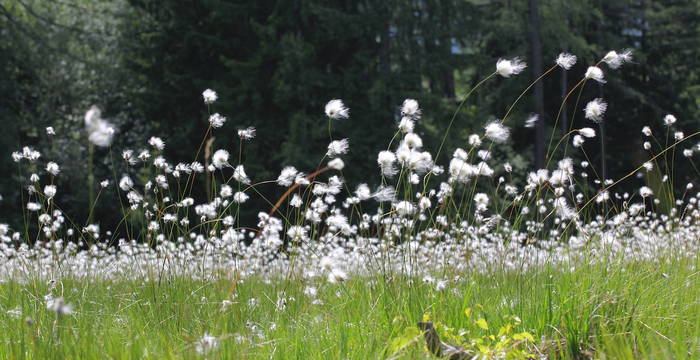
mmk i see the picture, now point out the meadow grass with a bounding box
[3,50,700,359]
[1,253,697,359]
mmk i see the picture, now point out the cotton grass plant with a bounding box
[1,48,699,359]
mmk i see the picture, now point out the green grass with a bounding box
[0,254,698,359]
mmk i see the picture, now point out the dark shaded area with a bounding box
[1,0,699,232]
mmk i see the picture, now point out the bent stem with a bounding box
[559,130,700,229]
[433,72,497,163]
[501,64,558,125]
[268,166,332,218]
[545,77,587,167]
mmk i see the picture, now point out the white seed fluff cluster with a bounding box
[4,51,698,288]
[496,58,527,78]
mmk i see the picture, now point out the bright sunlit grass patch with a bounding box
[0,254,697,359]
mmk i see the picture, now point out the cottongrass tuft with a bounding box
[85,105,115,147]
[577,127,596,138]
[663,114,677,126]
[484,121,510,143]
[602,49,633,69]
[401,98,421,118]
[208,113,226,128]
[46,162,60,176]
[584,66,606,83]
[555,52,577,70]
[202,89,217,104]
[584,98,607,123]
[211,149,230,169]
[237,126,256,140]
[327,139,350,157]
[324,99,349,119]
[496,58,527,77]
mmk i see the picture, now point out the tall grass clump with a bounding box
[1,49,699,359]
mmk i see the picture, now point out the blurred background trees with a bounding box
[2,0,700,229]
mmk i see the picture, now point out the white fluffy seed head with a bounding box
[46,162,60,176]
[663,114,677,126]
[237,127,256,140]
[602,49,632,69]
[277,166,298,186]
[398,117,414,133]
[401,99,421,118]
[484,121,510,143]
[324,99,349,119]
[327,139,349,157]
[584,98,607,122]
[403,133,423,149]
[148,137,165,151]
[468,134,481,147]
[202,89,217,104]
[578,127,596,138]
[584,66,606,83]
[211,150,230,169]
[208,113,226,128]
[555,52,577,70]
[496,58,527,77]
[44,185,57,198]
[233,191,249,203]
[328,158,345,170]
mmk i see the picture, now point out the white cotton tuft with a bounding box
[277,166,298,186]
[401,99,421,118]
[324,99,350,119]
[148,137,165,151]
[484,121,510,143]
[584,66,606,83]
[555,52,577,70]
[328,158,345,170]
[202,89,218,104]
[237,127,256,140]
[233,165,251,184]
[577,127,596,138]
[208,113,226,128]
[46,162,60,176]
[663,114,677,126]
[496,58,527,77]
[211,150,230,169]
[85,105,115,148]
[327,139,349,157]
[602,49,632,69]
[584,98,607,123]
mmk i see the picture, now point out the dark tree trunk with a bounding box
[529,0,545,168]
